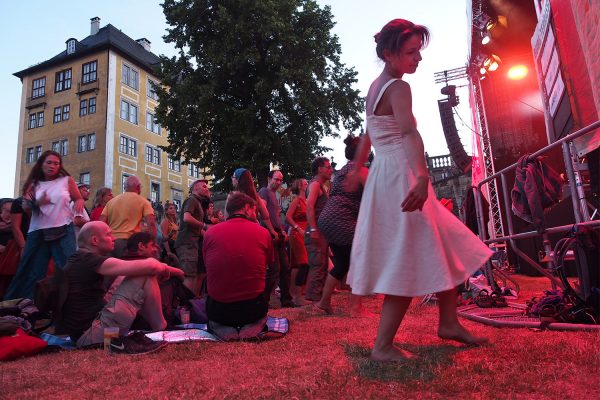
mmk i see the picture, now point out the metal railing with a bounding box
[474,120,600,291]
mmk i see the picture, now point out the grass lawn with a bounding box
[2,275,599,399]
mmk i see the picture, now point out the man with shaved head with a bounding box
[99,175,156,258]
[60,221,184,354]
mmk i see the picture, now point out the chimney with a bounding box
[90,17,100,35]
[136,38,151,52]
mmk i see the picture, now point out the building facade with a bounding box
[13,17,201,209]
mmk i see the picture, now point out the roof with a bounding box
[14,24,161,79]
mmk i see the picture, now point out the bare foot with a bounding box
[370,345,418,362]
[314,302,333,315]
[350,307,377,318]
[293,297,309,306]
[438,323,489,346]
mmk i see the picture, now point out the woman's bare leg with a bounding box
[371,294,415,361]
[437,287,488,345]
[315,273,337,314]
[349,294,375,317]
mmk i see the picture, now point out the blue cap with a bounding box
[233,168,247,180]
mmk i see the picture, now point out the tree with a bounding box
[155,0,363,190]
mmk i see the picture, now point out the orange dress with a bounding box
[288,197,308,267]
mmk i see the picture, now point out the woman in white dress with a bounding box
[346,19,492,361]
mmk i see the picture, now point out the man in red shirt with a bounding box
[202,192,274,327]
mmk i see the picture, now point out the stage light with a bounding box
[481,32,491,45]
[508,65,528,80]
[483,55,501,72]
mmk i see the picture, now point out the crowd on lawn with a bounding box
[0,137,365,354]
[1,18,493,360]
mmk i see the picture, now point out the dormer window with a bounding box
[66,39,76,55]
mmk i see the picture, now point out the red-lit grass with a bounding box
[1,275,599,399]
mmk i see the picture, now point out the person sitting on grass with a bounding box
[59,221,184,354]
[202,192,274,336]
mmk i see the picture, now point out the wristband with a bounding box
[309,228,318,233]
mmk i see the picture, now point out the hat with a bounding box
[77,182,90,189]
[233,168,247,180]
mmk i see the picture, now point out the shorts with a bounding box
[175,241,204,276]
[76,276,147,347]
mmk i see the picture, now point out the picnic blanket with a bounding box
[41,316,289,348]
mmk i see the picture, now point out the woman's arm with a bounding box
[345,134,372,192]
[389,81,429,212]
[10,213,26,249]
[160,219,173,255]
[67,177,85,213]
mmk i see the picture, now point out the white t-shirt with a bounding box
[28,176,74,233]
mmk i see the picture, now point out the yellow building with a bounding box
[13,17,202,209]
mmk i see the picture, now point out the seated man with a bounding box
[60,221,184,354]
[203,192,274,330]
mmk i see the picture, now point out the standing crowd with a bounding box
[1,18,493,360]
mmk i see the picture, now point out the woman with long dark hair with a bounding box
[231,168,277,238]
[89,187,113,221]
[4,150,84,300]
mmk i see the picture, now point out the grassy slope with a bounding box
[2,275,599,399]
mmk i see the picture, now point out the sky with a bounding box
[0,0,474,197]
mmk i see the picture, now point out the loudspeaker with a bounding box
[438,99,471,173]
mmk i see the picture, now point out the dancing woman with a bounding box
[346,19,492,361]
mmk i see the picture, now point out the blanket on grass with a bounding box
[41,316,289,348]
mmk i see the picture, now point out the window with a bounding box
[171,189,183,210]
[147,78,159,100]
[121,173,132,193]
[53,105,69,123]
[89,97,96,114]
[121,64,139,90]
[52,139,68,156]
[62,105,70,121]
[35,145,42,160]
[145,111,161,134]
[119,135,137,157]
[28,112,43,129]
[78,133,96,152]
[82,61,97,84]
[79,172,90,186]
[188,163,200,178]
[80,99,87,116]
[53,107,61,123]
[66,39,76,55]
[80,97,97,116]
[150,182,160,202]
[25,147,34,163]
[120,99,138,124]
[55,69,72,92]
[32,77,45,98]
[28,114,36,129]
[145,144,160,165]
[167,155,181,172]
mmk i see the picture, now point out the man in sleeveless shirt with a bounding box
[259,170,294,307]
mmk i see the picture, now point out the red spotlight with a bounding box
[508,65,528,80]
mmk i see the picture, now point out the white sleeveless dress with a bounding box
[347,79,492,297]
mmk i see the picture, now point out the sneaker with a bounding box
[110,331,168,355]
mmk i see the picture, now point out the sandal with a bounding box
[474,290,493,308]
[490,292,508,307]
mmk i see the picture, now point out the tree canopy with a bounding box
[155,0,363,189]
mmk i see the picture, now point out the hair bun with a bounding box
[343,135,353,145]
[374,32,381,43]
